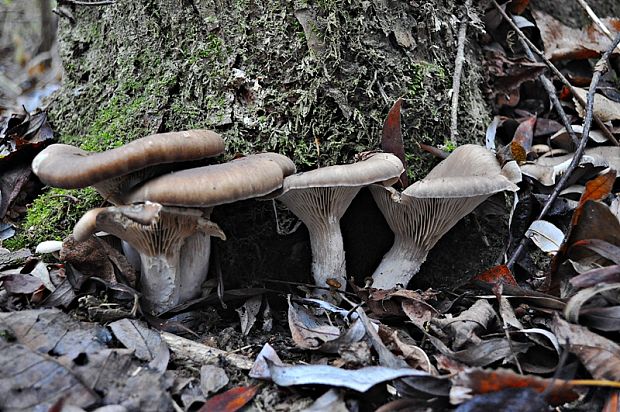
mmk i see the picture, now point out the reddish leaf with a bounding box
[472,265,518,287]
[603,391,620,412]
[381,98,408,188]
[508,0,529,14]
[198,385,259,412]
[456,368,578,406]
[419,143,448,159]
[569,239,620,264]
[572,170,617,227]
[512,116,535,152]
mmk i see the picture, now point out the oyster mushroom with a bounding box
[276,153,404,296]
[370,145,520,289]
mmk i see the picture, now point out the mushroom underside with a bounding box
[370,185,491,289]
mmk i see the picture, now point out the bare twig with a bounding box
[491,0,618,146]
[576,0,620,52]
[161,331,254,370]
[507,31,620,269]
[449,0,473,144]
[58,0,115,5]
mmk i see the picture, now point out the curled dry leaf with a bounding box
[564,282,620,325]
[552,314,620,381]
[200,365,229,397]
[525,220,564,254]
[431,299,496,350]
[573,88,620,122]
[453,368,578,406]
[287,299,340,350]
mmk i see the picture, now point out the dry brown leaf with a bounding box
[287,299,340,350]
[573,88,620,122]
[533,10,620,61]
[430,299,496,350]
[552,314,620,381]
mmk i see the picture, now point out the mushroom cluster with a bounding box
[32,129,520,312]
[32,131,296,314]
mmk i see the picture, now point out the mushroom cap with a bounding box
[121,152,296,207]
[73,203,225,255]
[281,153,404,192]
[404,144,519,198]
[32,130,225,189]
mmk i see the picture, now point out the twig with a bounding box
[58,0,115,5]
[449,0,473,144]
[576,0,620,53]
[491,0,618,146]
[160,331,254,370]
[507,31,620,269]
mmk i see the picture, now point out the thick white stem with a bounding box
[371,235,426,289]
[308,220,346,292]
[139,232,211,315]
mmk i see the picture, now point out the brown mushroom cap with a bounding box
[121,152,296,207]
[281,153,404,191]
[32,129,225,189]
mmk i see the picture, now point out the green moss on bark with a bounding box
[17,0,490,247]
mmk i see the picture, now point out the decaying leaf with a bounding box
[431,300,496,350]
[200,365,229,397]
[533,10,620,61]
[287,299,340,350]
[109,318,170,373]
[453,368,578,406]
[301,389,348,412]
[236,295,262,336]
[552,314,620,381]
[197,385,259,412]
[381,98,407,188]
[573,88,620,122]
[267,361,431,392]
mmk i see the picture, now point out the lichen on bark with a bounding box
[26,0,491,251]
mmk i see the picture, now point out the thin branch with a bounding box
[58,0,115,5]
[506,30,620,269]
[491,0,618,146]
[449,0,473,144]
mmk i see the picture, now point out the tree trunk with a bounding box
[46,0,492,287]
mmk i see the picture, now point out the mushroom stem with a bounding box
[307,219,346,292]
[139,232,211,311]
[371,234,425,289]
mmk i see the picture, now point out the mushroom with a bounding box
[276,153,404,296]
[73,202,225,314]
[370,145,520,289]
[32,129,225,203]
[75,152,296,313]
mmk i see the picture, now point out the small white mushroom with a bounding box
[370,145,520,289]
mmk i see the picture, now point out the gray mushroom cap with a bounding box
[122,152,296,207]
[32,129,225,192]
[281,153,404,191]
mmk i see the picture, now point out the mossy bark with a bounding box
[28,0,497,285]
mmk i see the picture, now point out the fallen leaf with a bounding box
[197,385,259,412]
[533,10,620,61]
[454,388,548,412]
[0,273,44,294]
[552,314,620,381]
[236,295,262,336]
[200,365,229,396]
[267,361,431,392]
[109,318,170,373]
[454,368,578,406]
[472,265,518,287]
[550,125,608,151]
[564,282,620,324]
[301,389,348,412]
[569,239,620,264]
[570,265,620,288]
[287,299,340,350]
[573,88,620,122]
[249,343,283,380]
[431,300,496,350]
